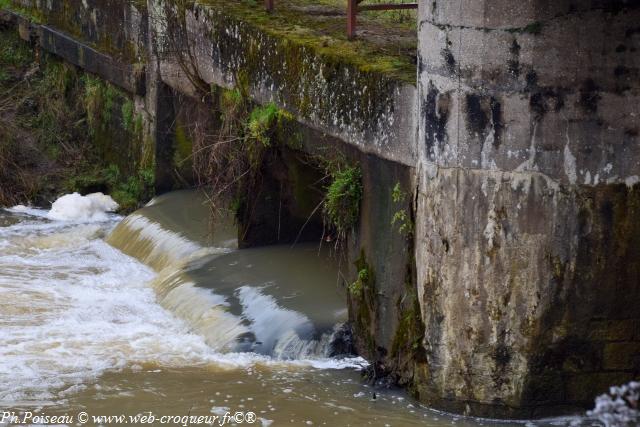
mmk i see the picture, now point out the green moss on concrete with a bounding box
[196,0,416,84]
[505,21,543,35]
[173,121,194,175]
[121,99,135,132]
[3,0,144,62]
[178,4,409,142]
[390,288,423,358]
[349,250,377,356]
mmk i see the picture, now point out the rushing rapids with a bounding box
[0,191,631,426]
[106,190,349,359]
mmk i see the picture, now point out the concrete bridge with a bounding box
[2,0,639,418]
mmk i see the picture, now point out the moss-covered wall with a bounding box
[7,0,146,62]
[151,0,416,167]
[0,22,154,211]
[346,154,418,384]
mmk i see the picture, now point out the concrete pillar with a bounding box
[414,0,640,417]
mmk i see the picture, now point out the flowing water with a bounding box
[0,190,614,426]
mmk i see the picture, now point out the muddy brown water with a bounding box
[0,191,589,426]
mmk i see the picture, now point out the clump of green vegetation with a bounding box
[349,266,371,298]
[391,182,413,237]
[107,165,155,212]
[220,87,244,115]
[247,102,279,146]
[324,165,363,236]
[391,182,404,203]
[194,85,304,220]
[244,101,300,149]
[392,209,412,235]
[350,250,374,299]
[349,251,377,356]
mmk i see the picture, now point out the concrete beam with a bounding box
[38,25,145,96]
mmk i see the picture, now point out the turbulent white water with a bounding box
[586,382,640,427]
[1,192,634,427]
[107,191,349,360]
[0,213,211,404]
[0,194,362,407]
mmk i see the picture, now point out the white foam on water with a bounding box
[237,285,335,359]
[5,205,50,218]
[46,192,119,222]
[0,215,217,405]
[586,381,640,427]
[0,212,365,407]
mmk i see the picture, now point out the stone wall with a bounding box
[414,0,640,417]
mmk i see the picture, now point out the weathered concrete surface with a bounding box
[149,0,416,167]
[39,25,146,95]
[412,0,640,417]
[10,0,147,61]
[4,0,417,176]
[344,148,415,369]
[0,8,145,94]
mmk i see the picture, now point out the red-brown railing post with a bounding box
[347,0,357,39]
[265,0,274,13]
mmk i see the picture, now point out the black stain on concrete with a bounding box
[423,82,450,160]
[579,79,601,114]
[441,48,456,75]
[465,94,504,149]
[507,39,521,77]
[529,88,566,121]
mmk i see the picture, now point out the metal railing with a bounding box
[263,0,417,39]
